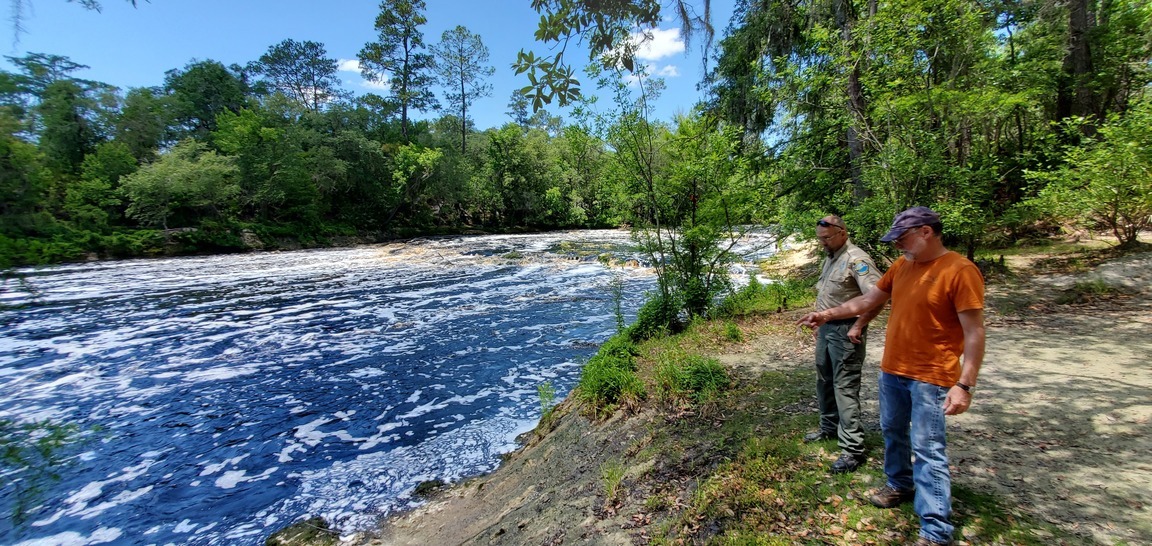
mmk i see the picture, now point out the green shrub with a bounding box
[599,334,639,361]
[100,230,165,258]
[578,335,645,411]
[723,321,743,342]
[1055,280,1127,304]
[714,276,817,318]
[601,460,625,505]
[653,353,731,405]
[537,381,557,426]
[682,356,730,402]
[627,292,682,341]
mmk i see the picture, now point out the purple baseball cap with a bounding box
[879,206,941,242]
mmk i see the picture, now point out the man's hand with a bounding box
[796,310,827,329]
[943,386,972,415]
[847,323,864,344]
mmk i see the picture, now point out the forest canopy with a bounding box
[1,0,1149,274]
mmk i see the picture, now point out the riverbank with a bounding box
[273,235,1152,546]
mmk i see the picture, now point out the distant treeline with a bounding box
[2,0,1150,270]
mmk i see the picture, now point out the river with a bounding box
[0,229,777,545]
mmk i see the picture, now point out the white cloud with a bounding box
[631,28,685,61]
[362,79,390,91]
[337,58,390,91]
[622,62,681,87]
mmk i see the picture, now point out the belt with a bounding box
[824,317,858,326]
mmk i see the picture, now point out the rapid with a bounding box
[0,229,776,545]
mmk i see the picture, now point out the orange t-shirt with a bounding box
[875,251,985,387]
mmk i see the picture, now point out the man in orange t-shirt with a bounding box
[797,206,985,546]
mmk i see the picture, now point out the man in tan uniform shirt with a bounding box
[805,215,882,473]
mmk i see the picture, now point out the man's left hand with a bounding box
[943,386,972,415]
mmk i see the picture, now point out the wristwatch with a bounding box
[956,382,974,393]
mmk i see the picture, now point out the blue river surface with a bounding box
[0,229,777,546]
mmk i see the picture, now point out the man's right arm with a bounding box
[798,287,890,328]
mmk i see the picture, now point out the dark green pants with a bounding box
[815,320,866,457]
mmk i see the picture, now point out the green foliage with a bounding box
[513,0,711,111]
[247,39,345,112]
[626,292,682,342]
[1029,100,1152,247]
[2,0,1148,267]
[537,381,557,422]
[578,334,645,413]
[163,60,250,140]
[0,419,88,526]
[120,140,240,230]
[600,459,626,505]
[654,353,730,405]
[714,276,817,318]
[1055,279,1129,305]
[722,321,742,342]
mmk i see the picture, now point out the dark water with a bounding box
[0,230,776,545]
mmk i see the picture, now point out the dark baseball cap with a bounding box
[879,206,941,242]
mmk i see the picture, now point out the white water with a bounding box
[0,229,778,545]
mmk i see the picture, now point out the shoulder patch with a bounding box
[853,261,870,276]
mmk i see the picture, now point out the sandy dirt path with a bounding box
[944,251,1152,544]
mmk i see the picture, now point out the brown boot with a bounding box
[869,484,914,508]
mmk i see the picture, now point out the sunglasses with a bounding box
[816,220,844,230]
[891,226,923,244]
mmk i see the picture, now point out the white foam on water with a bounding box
[183,363,264,383]
[1,230,768,545]
[215,467,277,489]
[199,454,250,477]
[12,527,124,546]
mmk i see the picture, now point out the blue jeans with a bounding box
[878,371,953,543]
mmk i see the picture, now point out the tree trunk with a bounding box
[1057,0,1097,134]
[838,0,869,205]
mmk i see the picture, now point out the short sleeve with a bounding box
[876,257,903,294]
[851,257,882,294]
[951,263,985,312]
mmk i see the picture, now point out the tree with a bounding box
[213,99,326,225]
[592,60,748,332]
[430,26,494,153]
[114,87,172,162]
[120,140,240,230]
[0,112,51,237]
[64,141,136,231]
[1030,101,1152,248]
[164,60,250,140]
[382,144,442,228]
[506,90,531,129]
[3,53,89,97]
[37,79,101,175]
[515,0,713,111]
[358,0,439,142]
[248,39,346,112]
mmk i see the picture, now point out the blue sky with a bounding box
[3,0,734,130]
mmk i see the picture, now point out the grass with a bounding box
[626,359,1069,545]
[576,334,645,417]
[601,460,626,507]
[1055,279,1130,304]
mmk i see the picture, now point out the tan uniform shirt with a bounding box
[816,240,881,311]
